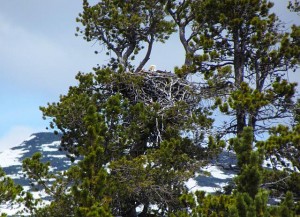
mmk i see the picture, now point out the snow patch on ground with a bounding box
[263,156,299,172]
[7,172,25,180]
[202,165,236,180]
[0,193,51,216]
[0,203,28,216]
[24,135,36,142]
[41,141,59,152]
[47,154,66,159]
[0,148,29,167]
[186,164,237,194]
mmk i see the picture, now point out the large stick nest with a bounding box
[111,69,201,111]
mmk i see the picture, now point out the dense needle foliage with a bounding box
[0,0,299,216]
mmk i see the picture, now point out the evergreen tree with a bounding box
[0,167,23,216]
[257,123,300,200]
[230,127,263,198]
[30,66,214,216]
[19,0,300,216]
[167,0,300,208]
[171,0,299,136]
[76,0,175,72]
[165,0,200,69]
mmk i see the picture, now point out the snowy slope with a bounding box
[0,132,71,185]
[0,132,71,216]
[0,132,238,216]
[187,151,237,193]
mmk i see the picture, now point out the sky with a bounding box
[0,1,299,151]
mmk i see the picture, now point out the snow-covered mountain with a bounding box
[0,132,70,185]
[0,132,72,215]
[0,132,237,215]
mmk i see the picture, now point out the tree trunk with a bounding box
[233,30,246,135]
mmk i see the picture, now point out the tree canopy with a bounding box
[76,0,175,72]
[1,0,300,216]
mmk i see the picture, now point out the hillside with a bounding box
[0,132,71,215]
[0,132,238,215]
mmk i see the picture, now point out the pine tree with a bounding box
[0,167,23,216]
[76,0,175,72]
[34,65,214,216]
[167,0,300,209]
[20,0,300,215]
[257,123,300,199]
[230,127,263,198]
[171,0,299,136]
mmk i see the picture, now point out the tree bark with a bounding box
[233,29,246,135]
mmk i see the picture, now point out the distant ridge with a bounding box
[0,132,238,215]
[0,132,69,186]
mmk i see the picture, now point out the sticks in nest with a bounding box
[115,70,200,111]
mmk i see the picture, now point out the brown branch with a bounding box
[260,176,290,188]
[135,35,154,73]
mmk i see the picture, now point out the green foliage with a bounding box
[76,0,175,72]
[171,190,278,217]
[230,128,263,198]
[36,66,214,216]
[23,153,54,192]
[294,99,300,125]
[19,0,300,216]
[0,167,22,204]
[170,0,300,135]
[288,0,300,13]
[235,152,263,199]
[0,167,23,216]
[259,124,300,169]
[22,150,111,216]
[169,0,300,203]
[256,123,300,199]
[41,69,212,160]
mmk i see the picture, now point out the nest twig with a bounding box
[112,70,200,113]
